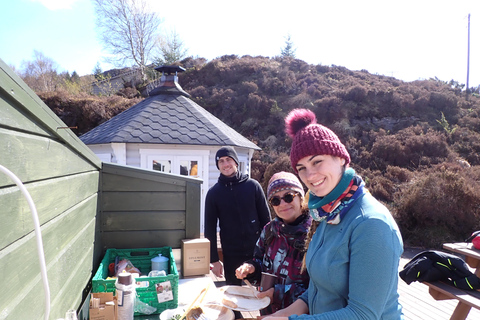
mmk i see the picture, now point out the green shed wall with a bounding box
[98,162,201,253]
[0,59,101,320]
[0,59,203,320]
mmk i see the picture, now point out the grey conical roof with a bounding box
[79,91,260,150]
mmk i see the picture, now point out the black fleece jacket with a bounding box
[204,171,271,262]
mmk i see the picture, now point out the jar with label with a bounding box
[116,272,135,320]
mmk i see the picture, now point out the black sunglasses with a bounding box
[269,192,299,206]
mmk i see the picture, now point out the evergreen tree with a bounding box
[71,71,80,83]
[281,34,296,58]
[93,62,103,79]
[153,29,188,66]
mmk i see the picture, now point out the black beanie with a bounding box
[215,146,239,169]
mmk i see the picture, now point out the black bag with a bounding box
[399,250,480,290]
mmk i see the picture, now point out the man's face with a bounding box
[218,156,238,177]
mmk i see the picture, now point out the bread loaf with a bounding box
[221,297,238,309]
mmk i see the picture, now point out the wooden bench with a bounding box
[420,242,480,319]
[425,280,480,320]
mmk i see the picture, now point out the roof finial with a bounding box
[154,65,186,75]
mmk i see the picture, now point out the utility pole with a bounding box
[466,13,471,100]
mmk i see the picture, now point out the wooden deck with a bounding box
[208,247,480,319]
[398,247,480,320]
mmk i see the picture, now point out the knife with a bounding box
[243,279,259,299]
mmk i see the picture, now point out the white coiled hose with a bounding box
[0,165,50,320]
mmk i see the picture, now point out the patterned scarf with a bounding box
[308,168,366,224]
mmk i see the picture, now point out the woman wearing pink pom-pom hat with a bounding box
[262,109,404,320]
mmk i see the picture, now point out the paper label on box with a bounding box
[156,281,174,303]
[185,247,208,269]
[136,280,150,288]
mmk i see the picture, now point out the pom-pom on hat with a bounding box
[285,108,350,172]
[215,146,239,169]
[267,171,305,201]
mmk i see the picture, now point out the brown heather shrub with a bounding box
[188,85,209,99]
[451,127,480,165]
[313,96,345,124]
[239,81,258,95]
[357,166,410,204]
[261,154,297,192]
[366,173,396,203]
[384,165,414,183]
[116,87,140,99]
[40,91,141,135]
[345,85,368,103]
[369,126,451,170]
[251,157,268,184]
[393,163,480,248]
[457,114,480,132]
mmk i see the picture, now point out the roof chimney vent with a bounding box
[149,65,190,97]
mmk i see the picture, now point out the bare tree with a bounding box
[20,50,60,93]
[153,29,188,66]
[92,0,162,81]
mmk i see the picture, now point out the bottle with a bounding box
[151,254,169,273]
[116,272,135,320]
[65,309,77,320]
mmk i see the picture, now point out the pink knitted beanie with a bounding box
[285,108,350,172]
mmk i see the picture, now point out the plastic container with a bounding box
[92,247,178,316]
[151,254,169,273]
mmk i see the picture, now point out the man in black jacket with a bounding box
[205,146,271,286]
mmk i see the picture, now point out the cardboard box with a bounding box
[89,292,116,320]
[181,238,210,277]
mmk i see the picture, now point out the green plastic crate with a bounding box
[92,247,178,316]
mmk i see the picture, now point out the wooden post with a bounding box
[466,13,470,101]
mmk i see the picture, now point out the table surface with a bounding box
[443,242,480,270]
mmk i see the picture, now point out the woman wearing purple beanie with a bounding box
[235,172,311,315]
[263,109,404,320]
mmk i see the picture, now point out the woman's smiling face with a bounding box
[296,154,345,197]
[271,190,303,224]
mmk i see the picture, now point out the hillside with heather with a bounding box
[36,55,480,248]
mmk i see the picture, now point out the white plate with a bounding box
[160,307,185,320]
[159,305,234,320]
[217,286,270,312]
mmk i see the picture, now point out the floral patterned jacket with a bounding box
[245,213,312,315]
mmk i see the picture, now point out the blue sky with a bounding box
[1,0,480,87]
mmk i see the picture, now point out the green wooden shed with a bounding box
[0,59,202,319]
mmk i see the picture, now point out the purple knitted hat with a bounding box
[285,108,350,172]
[267,171,305,201]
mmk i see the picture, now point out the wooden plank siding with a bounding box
[98,163,202,254]
[0,58,101,319]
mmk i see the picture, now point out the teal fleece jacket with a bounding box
[291,191,404,320]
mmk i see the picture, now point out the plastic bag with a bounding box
[134,296,156,315]
[115,259,141,276]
